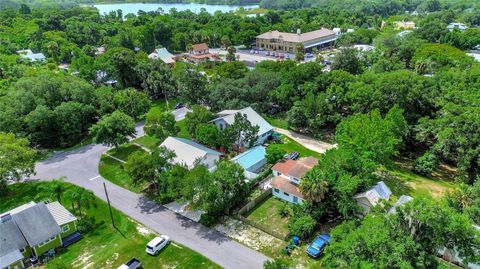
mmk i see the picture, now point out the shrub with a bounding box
[413,152,438,176]
[288,214,316,238]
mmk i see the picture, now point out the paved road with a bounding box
[274,127,335,154]
[30,124,269,269]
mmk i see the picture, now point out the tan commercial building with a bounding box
[255,28,337,53]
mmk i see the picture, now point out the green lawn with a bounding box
[132,135,161,151]
[263,115,289,130]
[268,136,322,159]
[147,99,177,119]
[384,160,457,200]
[0,182,220,269]
[246,196,290,237]
[99,155,145,193]
[108,144,144,161]
[99,144,147,193]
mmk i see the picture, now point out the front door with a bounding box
[293,196,298,203]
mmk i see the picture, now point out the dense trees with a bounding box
[89,111,136,148]
[0,133,36,195]
[323,199,480,268]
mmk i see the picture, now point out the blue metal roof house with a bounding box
[231,146,266,179]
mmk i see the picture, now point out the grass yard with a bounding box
[246,196,290,237]
[99,144,147,193]
[269,136,322,159]
[0,182,220,269]
[132,135,161,151]
[147,99,177,119]
[264,115,290,130]
[385,159,457,200]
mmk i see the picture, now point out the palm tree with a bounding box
[36,177,67,203]
[300,169,329,202]
[66,188,96,219]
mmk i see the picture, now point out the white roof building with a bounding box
[354,181,392,214]
[212,107,273,147]
[447,22,468,31]
[17,49,46,62]
[160,137,222,169]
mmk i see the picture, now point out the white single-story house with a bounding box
[16,49,46,62]
[160,136,222,169]
[270,157,318,204]
[211,107,273,148]
[231,146,266,179]
[353,181,392,214]
[447,22,468,31]
[148,48,176,66]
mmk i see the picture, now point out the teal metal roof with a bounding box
[231,146,266,170]
[155,48,175,63]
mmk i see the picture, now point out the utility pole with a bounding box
[103,182,115,228]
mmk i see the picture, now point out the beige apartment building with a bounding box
[255,28,337,53]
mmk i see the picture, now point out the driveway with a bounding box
[30,124,269,269]
[274,127,335,154]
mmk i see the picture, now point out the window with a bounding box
[293,196,298,203]
[284,192,290,196]
[274,188,279,193]
[62,224,70,233]
[39,236,56,247]
[20,247,25,253]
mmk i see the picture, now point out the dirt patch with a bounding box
[214,217,284,252]
[105,252,119,268]
[72,252,93,268]
[136,224,152,236]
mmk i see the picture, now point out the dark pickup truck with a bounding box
[118,258,142,269]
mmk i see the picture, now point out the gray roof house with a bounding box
[353,181,392,214]
[0,201,80,269]
[0,216,28,269]
[16,49,46,62]
[160,136,223,169]
[11,203,61,248]
[388,195,413,214]
[212,107,273,147]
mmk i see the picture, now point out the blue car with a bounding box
[306,234,331,258]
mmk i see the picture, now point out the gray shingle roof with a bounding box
[0,217,28,257]
[11,203,61,247]
[160,137,222,168]
[0,249,24,268]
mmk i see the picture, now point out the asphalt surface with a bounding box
[30,123,269,269]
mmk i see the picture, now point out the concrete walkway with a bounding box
[30,124,269,269]
[274,127,335,154]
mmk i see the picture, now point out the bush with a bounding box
[277,202,292,218]
[77,216,95,233]
[266,146,286,164]
[199,213,217,227]
[288,214,316,238]
[264,259,292,269]
[413,152,438,176]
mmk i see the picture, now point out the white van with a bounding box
[146,235,170,255]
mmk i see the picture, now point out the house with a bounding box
[270,157,318,204]
[160,136,222,169]
[148,48,176,66]
[231,146,266,179]
[0,201,79,269]
[448,22,468,31]
[438,225,480,269]
[397,30,413,38]
[212,107,273,148]
[395,21,416,30]
[188,43,215,62]
[388,195,413,214]
[353,181,392,214]
[16,49,46,62]
[255,28,337,53]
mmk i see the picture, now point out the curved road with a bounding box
[30,123,269,269]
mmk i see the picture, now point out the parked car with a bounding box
[117,258,142,269]
[146,235,170,255]
[306,234,331,258]
[285,152,299,160]
[305,53,314,58]
[173,103,184,110]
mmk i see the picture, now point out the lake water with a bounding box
[91,3,259,16]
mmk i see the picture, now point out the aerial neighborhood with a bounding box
[1,0,480,269]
